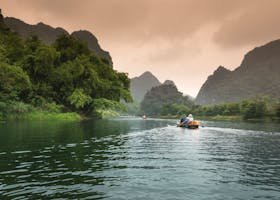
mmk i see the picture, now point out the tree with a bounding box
[54,34,90,62]
[67,88,92,110]
[0,63,31,101]
[0,21,132,117]
[242,99,266,119]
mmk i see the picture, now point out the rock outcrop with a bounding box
[4,17,113,65]
[71,30,112,65]
[196,40,280,105]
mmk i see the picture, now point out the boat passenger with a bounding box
[179,114,189,126]
[179,114,194,127]
[187,114,193,122]
[180,114,187,123]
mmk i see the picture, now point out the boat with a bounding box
[178,120,200,129]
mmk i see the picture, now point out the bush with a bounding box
[67,88,92,110]
[42,102,63,113]
[91,98,126,118]
[160,103,190,116]
[242,99,266,119]
[27,111,81,121]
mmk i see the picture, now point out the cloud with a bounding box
[213,0,280,48]
[2,0,244,40]
[2,0,280,96]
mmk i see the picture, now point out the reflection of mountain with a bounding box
[4,17,112,65]
[130,71,161,103]
[196,40,280,105]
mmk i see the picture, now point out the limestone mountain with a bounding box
[140,83,194,116]
[4,17,112,65]
[0,9,8,32]
[4,17,67,44]
[196,39,280,105]
[71,30,112,65]
[130,71,161,102]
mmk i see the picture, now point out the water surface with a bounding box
[0,118,279,199]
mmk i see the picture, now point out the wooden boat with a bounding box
[178,120,200,129]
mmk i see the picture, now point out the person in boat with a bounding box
[187,114,193,122]
[180,114,187,123]
[179,114,194,127]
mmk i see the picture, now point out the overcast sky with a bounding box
[2,0,280,97]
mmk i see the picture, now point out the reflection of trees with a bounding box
[0,119,172,198]
[0,120,132,198]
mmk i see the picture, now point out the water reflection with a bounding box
[0,118,279,199]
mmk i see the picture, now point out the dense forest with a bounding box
[0,11,131,121]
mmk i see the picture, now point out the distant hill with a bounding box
[140,83,194,116]
[196,39,280,105]
[4,17,112,65]
[130,71,161,102]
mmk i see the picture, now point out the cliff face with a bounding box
[130,71,161,103]
[71,30,112,65]
[0,9,5,29]
[4,17,113,65]
[196,40,280,105]
[4,17,67,44]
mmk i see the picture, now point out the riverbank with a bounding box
[0,101,125,122]
[2,110,82,122]
[0,101,81,122]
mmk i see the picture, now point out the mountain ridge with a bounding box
[4,16,113,65]
[130,71,161,103]
[196,39,280,105]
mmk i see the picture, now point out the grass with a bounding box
[26,111,81,121]
[0,101,126,122]
[94,109,120,119]
[0,101,82,122]
[5,110,81,121]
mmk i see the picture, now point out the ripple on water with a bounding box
[0,120,280,199]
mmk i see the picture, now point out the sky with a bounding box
[2,0,280,97]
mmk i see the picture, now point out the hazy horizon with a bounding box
[2,0,280,97]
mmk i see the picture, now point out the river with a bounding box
[0,118,279,199]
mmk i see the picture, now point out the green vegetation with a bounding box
[140,84,194,117]
[0,12,131,121]
[139,86,279,121]
[192,97,280,121]
[0,101,80,121]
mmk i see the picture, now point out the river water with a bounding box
[0,118,279,199]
